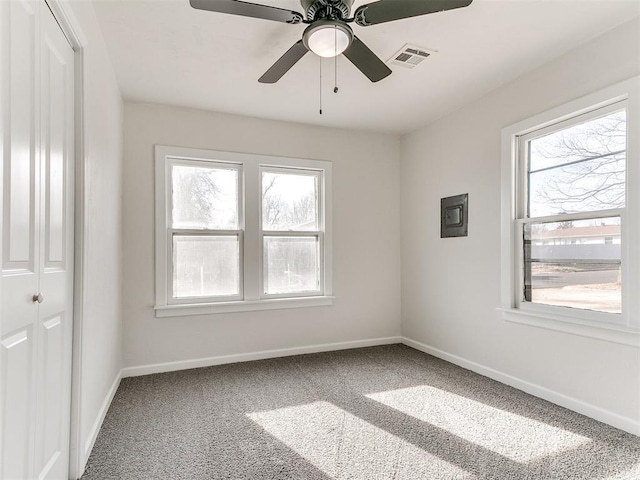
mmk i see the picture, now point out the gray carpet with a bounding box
[82,345,640,479]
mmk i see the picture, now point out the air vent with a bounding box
[388,44,436,69]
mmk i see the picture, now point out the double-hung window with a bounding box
[519,103,625,315]
[261,167,324,297]
[155,146,332,316]
[501,77,639,346]
[170,160,243,302]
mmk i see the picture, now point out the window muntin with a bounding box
[518,103,626,316]
[155,147,332,314]
[168,159,243,304]
[260,168,323,297]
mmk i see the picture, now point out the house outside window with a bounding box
[500,77,639,346]
[154,146,333,316]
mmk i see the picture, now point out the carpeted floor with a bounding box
[82,344,640,479]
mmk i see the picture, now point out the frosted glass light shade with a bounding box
[307,26,351,58]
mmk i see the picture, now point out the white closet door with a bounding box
[0,1,41,477]
[34,4,74,479]
[1,1,75,479]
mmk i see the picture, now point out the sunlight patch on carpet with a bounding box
[247,400,472,479]
[366,385,591,463]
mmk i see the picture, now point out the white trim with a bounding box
[82,371,121,463]
[155,295,334,317]
[117,334,638,435]
[518,208,622,226]
[44,0,88,48]
[165,158,245,304]
[154,145,333,315]
[519,100,627,151]
[501,76,640,333]
[502,80,633,138]
[259,166,325,299]
[154,147,169,307]
[0,1,4,472]
[518,298,625,327]
[499,307,640,347]
[401,337,640,436]
[122,336,401,377]
[68,46,87,480]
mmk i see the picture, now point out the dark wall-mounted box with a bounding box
[441,193,468,238]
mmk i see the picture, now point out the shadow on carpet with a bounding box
[82,344,640,479]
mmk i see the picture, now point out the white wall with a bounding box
[401,19,640,426]
[65,1,124,476]
[122,104,401,369]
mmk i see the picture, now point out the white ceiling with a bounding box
[92,0,640,134]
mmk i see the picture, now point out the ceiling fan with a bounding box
[190,0,473,83]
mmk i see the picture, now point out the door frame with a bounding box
[41,1,87,478]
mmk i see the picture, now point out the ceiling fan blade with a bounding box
[354,0,473,26]
[259,40,309,83]
[343,36,391,83]
[190,0,304,24]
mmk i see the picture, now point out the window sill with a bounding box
[155,296,335,318]
[498,307,640,347]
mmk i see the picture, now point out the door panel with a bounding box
[1,327,34,480]
[43,33,67,268]
[1,1,40,478]
[5,0,37,270]
[36,315,64,479]
[1,1,74,479]
[36,4,75,480]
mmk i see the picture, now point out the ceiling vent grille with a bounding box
[388,44,436,69]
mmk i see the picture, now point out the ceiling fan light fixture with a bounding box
[303,21,353,58]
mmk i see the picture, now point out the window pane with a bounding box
[528,110,626,217]
[523,217,621,313]
[173,235,239,298]
[262,170,318,231]
[172,164,238,229]
[264,236,319,295]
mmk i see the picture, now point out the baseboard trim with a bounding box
[401,336,639,436]
[82,370,122,467]
[122,336,402,378]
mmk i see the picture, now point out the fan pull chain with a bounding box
[319,57,323,115]
[334,26,339,94]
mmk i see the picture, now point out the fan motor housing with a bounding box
[301,0,354,21]
[302,19,354,54]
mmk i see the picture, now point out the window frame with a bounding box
[167,158,244,305]
[516,102,626,324]
[500,76,640,347]
[154,146,333,317]
[259,166,325,299]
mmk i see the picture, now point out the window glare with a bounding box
[262,171,319,231]
[172,164,239,230]
[157,146,331,311]
[264,236,320,295]
[527,110,626,217]
[173,235,240,298]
